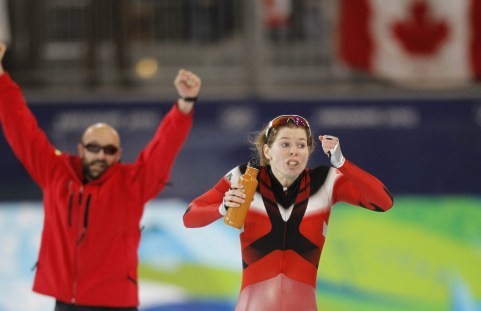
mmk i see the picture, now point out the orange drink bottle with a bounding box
[224,158,260,229]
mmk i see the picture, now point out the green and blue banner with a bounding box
[1,196,479,311]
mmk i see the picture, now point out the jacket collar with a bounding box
[67,155,121,184]
[260,166,308,209]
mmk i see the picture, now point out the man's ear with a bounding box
[116,148,123,162]
[77,143,84,157]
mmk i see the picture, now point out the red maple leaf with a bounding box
[391,1,450,56]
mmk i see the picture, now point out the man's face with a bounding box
[78,124,122,181]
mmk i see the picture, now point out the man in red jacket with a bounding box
[0,43,201,310]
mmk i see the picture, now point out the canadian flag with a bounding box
[338,0,481,88]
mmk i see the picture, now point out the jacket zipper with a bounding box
[67,180,73,226]
[72,185,83,303]
[77,193,91,245]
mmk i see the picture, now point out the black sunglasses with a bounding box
[82,143,119,155]
[265,115,311,139]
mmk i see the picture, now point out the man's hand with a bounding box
[319,135,345,168]
[174,69,201,114]
[0,42,6,76]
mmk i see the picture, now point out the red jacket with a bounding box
[0,73,193,307]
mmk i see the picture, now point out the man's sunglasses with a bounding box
[82,143,119,155]
[265,115,311,139]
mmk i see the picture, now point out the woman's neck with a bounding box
[270,169,297,188]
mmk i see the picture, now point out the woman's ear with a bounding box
[263,144,271,161]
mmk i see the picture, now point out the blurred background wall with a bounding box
[1,0,480,200]
[0,0,480,310]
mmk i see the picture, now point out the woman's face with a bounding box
[263,127,310,186]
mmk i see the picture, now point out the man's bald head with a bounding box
[81,123,121,147]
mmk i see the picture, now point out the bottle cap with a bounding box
[247,158,260,170]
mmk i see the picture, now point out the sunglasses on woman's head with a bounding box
[265,115,311,139]
[82,143,119,155]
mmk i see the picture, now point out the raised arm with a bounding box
[134,69,201,201]
[319,134,393,211]
[334,160,393,211]
[174,68,201,114]
[0,43,59,187]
